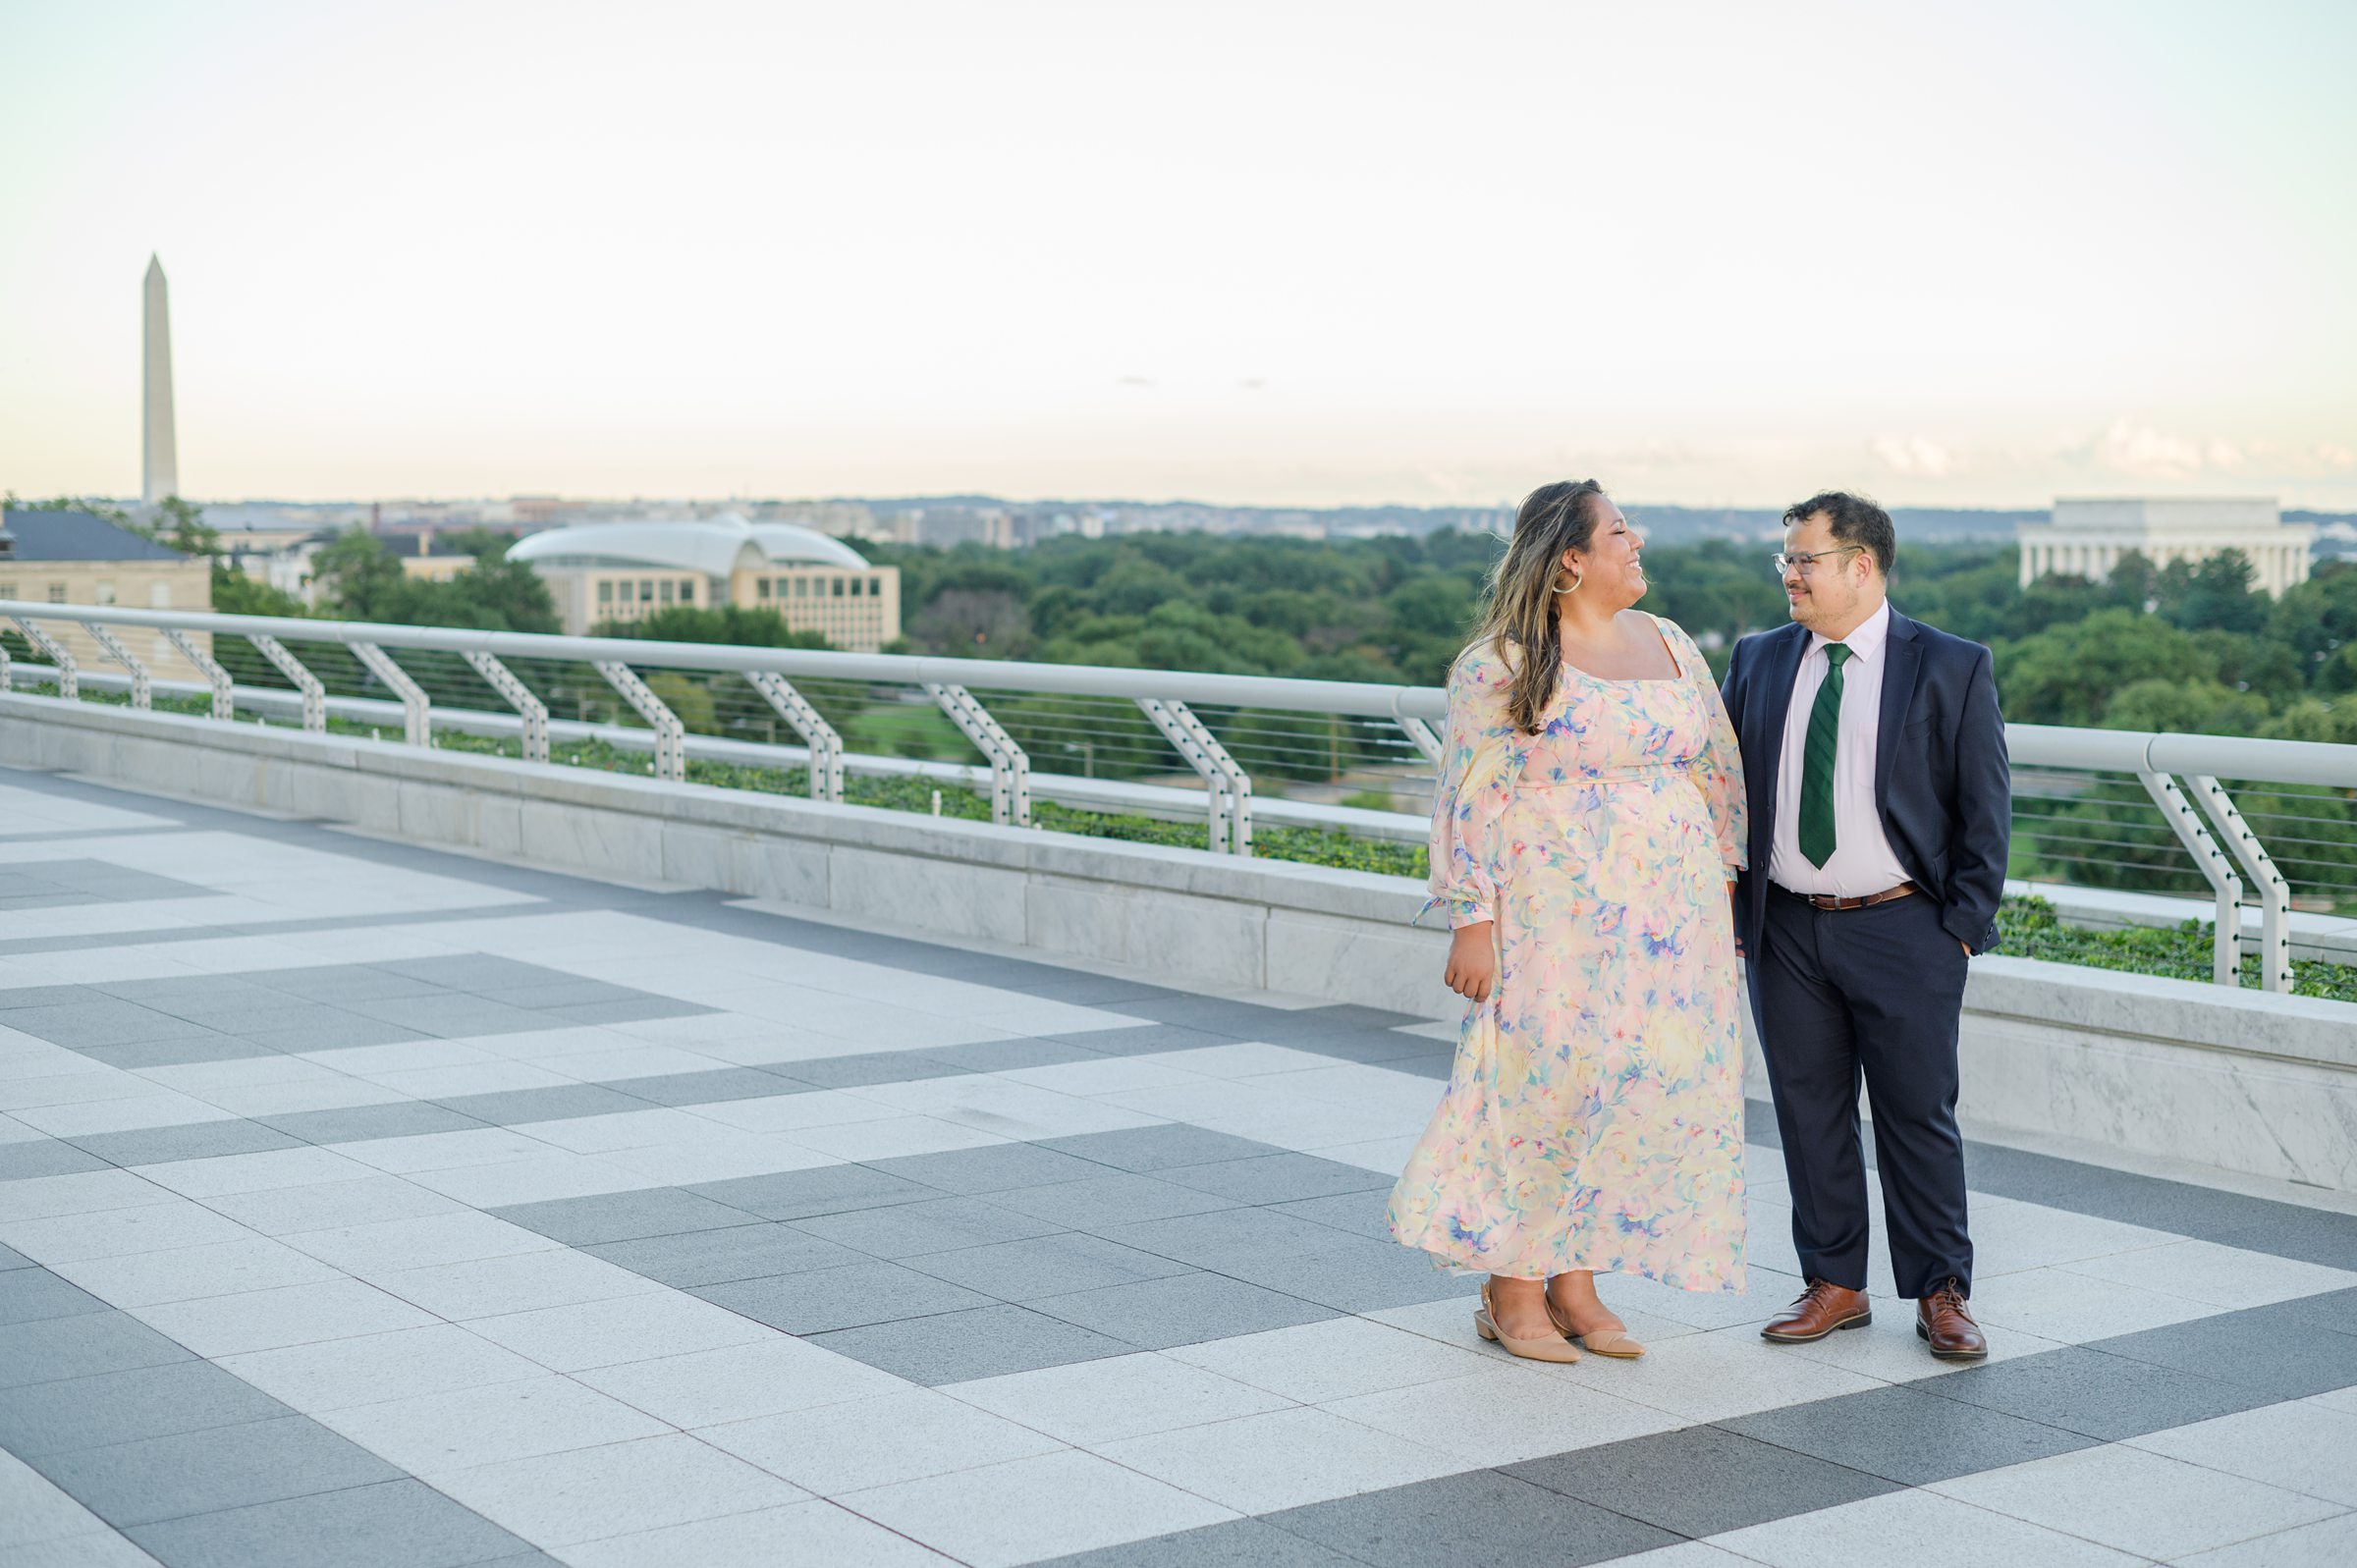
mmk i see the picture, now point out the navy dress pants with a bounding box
[1749,888,1974,1298]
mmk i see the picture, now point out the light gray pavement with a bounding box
[4,763,2356,1568]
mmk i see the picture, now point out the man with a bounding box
[1720,491,2009,1361]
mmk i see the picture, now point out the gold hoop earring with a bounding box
[1552,571,1583,595]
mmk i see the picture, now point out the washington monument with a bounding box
[142,254,178,506]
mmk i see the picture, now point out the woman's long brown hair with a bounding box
[1468,479,1606,733]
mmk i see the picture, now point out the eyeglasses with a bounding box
[1772,546,1864,578]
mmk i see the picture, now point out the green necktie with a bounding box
[1798,642,1852,868]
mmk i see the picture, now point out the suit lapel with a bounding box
[1875,610,1924,812]
[1754,623,1810,829]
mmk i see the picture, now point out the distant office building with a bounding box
[142,256,178,507]
[383,528,479,585]
[2018,498,2314,598]
[509,514,900,649]
[0,510,213,678]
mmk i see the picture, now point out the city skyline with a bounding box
[3,1,2352,511]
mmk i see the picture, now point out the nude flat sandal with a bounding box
[1547,1293,1646,1359]
[1475,1279,1582,1364]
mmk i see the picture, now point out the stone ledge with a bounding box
[1963,955,2357,1072]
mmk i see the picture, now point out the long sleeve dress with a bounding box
[1387,614,1750,1292]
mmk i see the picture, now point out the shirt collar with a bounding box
[1808,599,1891,667]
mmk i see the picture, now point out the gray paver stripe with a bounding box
[0,826,202,843]
[0,898,565,958]
[0,1265,542,1556]
[1023,1308,2357,1567]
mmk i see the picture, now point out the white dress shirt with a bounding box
[1768,600,1912,896]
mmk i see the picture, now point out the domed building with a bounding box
[510,514,901,649]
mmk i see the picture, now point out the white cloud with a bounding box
[2084,418,2211,481]
[1870,435,1955,478]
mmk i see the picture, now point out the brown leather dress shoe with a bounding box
[1917,1279,1988,1361]
[1761,1279,1872,1343]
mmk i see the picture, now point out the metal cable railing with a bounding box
[5,601,2353,992]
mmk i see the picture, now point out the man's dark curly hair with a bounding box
[1782,490,1894,577]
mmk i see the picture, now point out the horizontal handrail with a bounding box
[0,600,1444,722]
[14,598,2352,786]
[2007,724,2357,790]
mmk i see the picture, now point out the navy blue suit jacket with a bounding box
[1720,609,2011,956]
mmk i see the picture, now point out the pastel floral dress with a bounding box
[1388,614,1750,1292]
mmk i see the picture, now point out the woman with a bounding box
[1388,479,1748,1363]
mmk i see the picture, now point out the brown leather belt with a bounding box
[1774,881,1918,912]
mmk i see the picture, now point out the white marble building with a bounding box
[2019,497,2315,597]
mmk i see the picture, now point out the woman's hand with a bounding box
[1446,922,1498,1001]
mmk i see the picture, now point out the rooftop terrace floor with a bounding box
[4,763,2356,1568]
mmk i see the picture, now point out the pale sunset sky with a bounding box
[2,0,2351,510]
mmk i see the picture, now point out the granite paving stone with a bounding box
[693,1260,998,1334]
[810,1300,1137,1382]
[904,1231,1196,1301]
[123,1477,533,1568]
[988,1171,1244,1230]
[258,1103,491,1144]
[71,1121,301,1169]
[1152,1153,1396,1206]
[594,1067,802,1107]
[1722,1381,2100,1485]
[1042,1124,1281,1172]
[492,1188,759,1247]
[0,1141,113,1181]
[1032,1271,1337,1350]
[793,1195,1068,1259]
[1265,1468,1681,1568]
[1029,1518,1366,1567]
[584,1221,865,1288]
[0,1311,194,1388]
[1506,1424,1899,1539]
[0,1266,109,1325]
[0,1359,292,1457]
[432,1085,656,1128]
[871,1142,1111,1194]
[37,1414,406,1530]
[1917,1345,2279,1438]
[773,1054,978,1089]
[688,1163,940,1220]
[2090,1300,2357,1398]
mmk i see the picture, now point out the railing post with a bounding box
[463,651,549,764]
[1138,698,1253,855]
[2187,775,2294,994]
[925,683,1029,828]
[10,618,77,699]
[596,662,685,782]
[1397,716,1443,767]
[247,634,325,731]
[350,642,430,746]
[82,622,151,710]
[163,629,235,720]
[2137,770,2243,987]
[745,672,844,803]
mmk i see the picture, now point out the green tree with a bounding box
[1995,609,2219,727]
[2100,678,2269,736]
[595,604,829,650]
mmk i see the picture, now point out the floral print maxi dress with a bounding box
[1388,615,1750,1292]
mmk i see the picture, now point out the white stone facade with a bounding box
[2018,497,2315,597]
